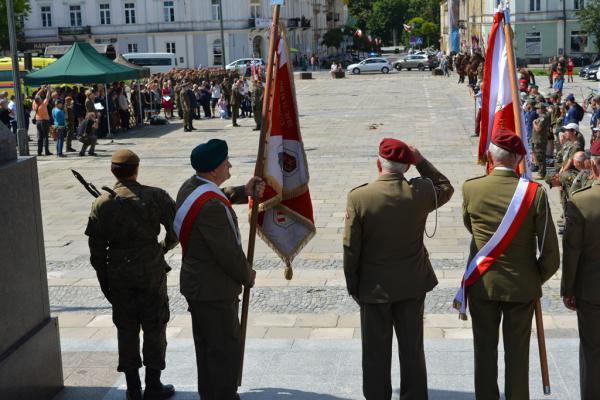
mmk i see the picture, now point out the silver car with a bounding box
[394,54,429,71]
[346,58,392,74]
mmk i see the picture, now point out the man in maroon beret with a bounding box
[562,140,600,399]
[462,129,559,399]
[343,138,454,399]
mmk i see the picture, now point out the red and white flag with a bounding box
[253,30,315,275]
[479,9,532,178]
[355,29,363,38]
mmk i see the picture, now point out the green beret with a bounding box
[535,102,547,109]
[111,149,140,165]
[191,139,228,172]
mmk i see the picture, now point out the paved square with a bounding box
[33,70,596,399]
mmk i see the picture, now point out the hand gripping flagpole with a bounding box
[238,4,281,387]
[502,7,551,396]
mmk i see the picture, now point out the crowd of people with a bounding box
[4,67,266,159]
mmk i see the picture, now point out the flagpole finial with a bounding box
[284,262,293,280]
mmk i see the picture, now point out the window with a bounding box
[41,6,52,27]
[211,0,221,20]
[124,3,136,24]
[571,31,588,52]
[166,42,176,54]
[529,0,540,11]
[99,4,111,25]
[250,0,261,18]
[574,0,585,9]
[163,1,175,22]
[213,39,223,66]
[127,43,138,53]
[70,5,82,27]
[127,57,173,66]
[525,32,541,55]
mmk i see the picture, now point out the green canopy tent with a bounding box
[24,42,140,136]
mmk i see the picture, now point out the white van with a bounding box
[121,53,177,74]
[226,58,265,73]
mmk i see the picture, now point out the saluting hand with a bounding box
[245,176,266,198]
[408,146,424,165]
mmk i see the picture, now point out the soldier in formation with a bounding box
[252,78,264,131]
[344,138,454,399]
[86,149,178,400]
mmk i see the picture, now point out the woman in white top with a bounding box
[210,82,221,117]
[331,62,337,79]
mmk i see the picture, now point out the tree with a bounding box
[577,1,600,52]
[323,27,346,49]
[0,0,31,52]
[405,17,439,48]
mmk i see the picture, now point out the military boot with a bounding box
[143,368,175,400]
[124,370,142,400]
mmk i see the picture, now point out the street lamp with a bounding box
[6,0,28,156]
[219,0,226,66]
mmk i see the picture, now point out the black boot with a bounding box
[125,370,142,400]
[143,368,175,400]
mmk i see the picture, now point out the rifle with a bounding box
[71,169,102,198]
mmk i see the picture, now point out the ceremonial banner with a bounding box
[253,29,315,274]
[479,9,532,177]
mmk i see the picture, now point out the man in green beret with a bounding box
[175,139,265,399]
[85,149,178,400]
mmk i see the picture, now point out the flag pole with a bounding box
[238,3,281,387]
[502,10,551,396]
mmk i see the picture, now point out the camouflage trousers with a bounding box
[532,142,546,177]
[111,278,170,372]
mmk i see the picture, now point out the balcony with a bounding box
[58,26,91,36]
[249,18,272,30]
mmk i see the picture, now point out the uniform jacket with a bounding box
[562,182,600,304]
[176,176,251,302]
[85,180,178,289]
[230,86,243,106]
[463,169,560,302]
[343,160,454,303]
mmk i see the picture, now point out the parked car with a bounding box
[581,60,600,79]
[225,58,265,73]
[346,58,392,74]
[393,54,437,71]
[586,62,599,81]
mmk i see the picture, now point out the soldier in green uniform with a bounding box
[85,149,178,400]
[568,151,592,197]
[252,79,264,131]
[180,82,192,132]
[343,138,454,400]
[532,103,550,178]
[561,141,600,400]
[175,139,264,400]
[462,131,559,400]
[230,80,243,127]
[221,78,232,117]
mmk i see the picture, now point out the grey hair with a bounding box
[574,152,588,162]
[488,143,517,164]
[378,156,408,173]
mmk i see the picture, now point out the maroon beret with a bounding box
[591,140,600,156]
[379,138,415,164]
[491,129,527,156]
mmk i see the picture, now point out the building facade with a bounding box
[23,0,348,68]
[440,0,597,63]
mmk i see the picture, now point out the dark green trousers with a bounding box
[189,300,241,400]
[360,295,427,400]
[577,300,600,400]
[232,105,240,126]
[111,281,169,372]
[470,297,534,400]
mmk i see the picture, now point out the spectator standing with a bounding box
[118,88,130,131]
[230,80,243,127]
[564,94,584,125]
[65,97,77,152]
[161,82,174,119]
[0,99,11,129]
[8,95,17,134]
[52,99,66,157]
[210,81,221,117]
[567,58,574,83]
[33,88,52,156]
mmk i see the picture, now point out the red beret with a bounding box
[591,140,600,156]
[379,138,415,164]
[491,129,527,156]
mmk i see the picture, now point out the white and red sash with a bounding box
[454,178,539,319]
[174,177,241,256]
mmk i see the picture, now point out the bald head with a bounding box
[573,151,588,171]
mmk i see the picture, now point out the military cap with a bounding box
[492,129,527,156]
[592,140,600,156]
[535,102,547,109]
[191,139,228,172]
[526,99,535,105]
[111,149,140,165]
[379,138,415,165]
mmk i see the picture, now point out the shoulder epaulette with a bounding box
[464,175,486,183]
[571,185,592,197]
[349,183,368,192]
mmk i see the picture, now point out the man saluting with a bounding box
[174,139,264,400]
[459,130,559,400]
[344,138,454,399]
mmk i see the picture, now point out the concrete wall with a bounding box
[0,155,63,399]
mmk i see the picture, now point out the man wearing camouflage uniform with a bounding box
[532,103,550,178]
[252,79,264,131]
[86,149,178,400]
